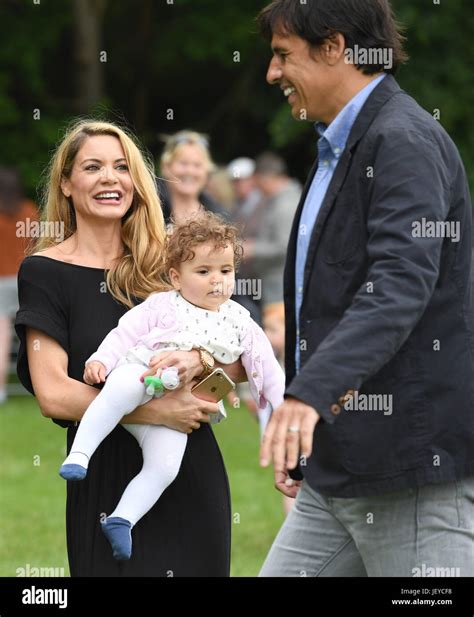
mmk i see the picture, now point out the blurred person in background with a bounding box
[158,130,228,227]
[206,167,236,212]
[227,157,262,221]
[225,157,266,412]
[243,152,301,309]
[233,153,300,502]
[226,157,266,325]
[0,167,38,404]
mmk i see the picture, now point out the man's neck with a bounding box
[324,71,385,125]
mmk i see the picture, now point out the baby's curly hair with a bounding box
[164,211,243,276]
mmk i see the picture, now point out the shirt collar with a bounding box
[315,73,386,158]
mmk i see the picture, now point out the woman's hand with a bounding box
[84,361,107,385]
[140,350,202,385]
[123,382,219,433]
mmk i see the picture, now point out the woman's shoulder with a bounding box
[20,248,68,278]
[19,248,104,289]
[20,251,62,276]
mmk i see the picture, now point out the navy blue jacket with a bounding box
[285,75,474,496]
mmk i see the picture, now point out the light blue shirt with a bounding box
[295,74,386,372]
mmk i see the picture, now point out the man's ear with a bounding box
[323,32,346,65]
[169,267,181,290]
[60,176,71,198]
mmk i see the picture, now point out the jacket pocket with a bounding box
[333,348,428,475]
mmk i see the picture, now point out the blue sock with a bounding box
[59,463,87,481]
[59,451,89,481]
[101,517,132,560]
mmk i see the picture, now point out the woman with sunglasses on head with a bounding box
[158,130,229,227]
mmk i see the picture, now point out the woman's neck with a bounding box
[60,218,124,268]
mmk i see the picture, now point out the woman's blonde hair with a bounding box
[160,130,216,174]
[34,119,168,308]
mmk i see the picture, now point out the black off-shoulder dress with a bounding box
[15,255,231,577]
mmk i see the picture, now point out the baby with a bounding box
[59,212,285,560]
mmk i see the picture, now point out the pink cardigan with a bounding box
[87,291,285,411]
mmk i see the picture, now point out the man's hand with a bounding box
[84,361,107,385]
[260,397,320,473]
[275,468,302,498]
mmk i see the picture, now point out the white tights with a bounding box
[64,363,188,526]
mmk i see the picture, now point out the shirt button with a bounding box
[252,371,258,378]
[330,404,341,415]
[334,147,341,154]
[298,286,303,294]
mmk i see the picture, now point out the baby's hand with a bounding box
[84,361,106,385]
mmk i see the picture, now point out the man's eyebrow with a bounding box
[271,46,288,55]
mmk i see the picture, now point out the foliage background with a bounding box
[1,0,473,198]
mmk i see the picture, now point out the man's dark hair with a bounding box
[257,0,408,75]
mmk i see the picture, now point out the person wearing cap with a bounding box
[227,157,263,220]
[243,152,301,309]
[226,157,266,325]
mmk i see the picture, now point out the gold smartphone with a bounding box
[191,368,236,403]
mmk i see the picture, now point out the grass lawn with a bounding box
[0,396,285,577]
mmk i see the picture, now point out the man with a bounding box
[227,157,265,324]
[227,156,262,219]
[244,152,301,307]
[258,0,474,577]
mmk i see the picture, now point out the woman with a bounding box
[158,130,229,226]
[15,119,241,576]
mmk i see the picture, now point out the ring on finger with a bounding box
[287,426,300,433]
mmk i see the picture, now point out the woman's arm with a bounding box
[216,358,247,383]
[26,328,219,432]
[123,383,219,433]
[27,328,98,421]
[143,349,247,384]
